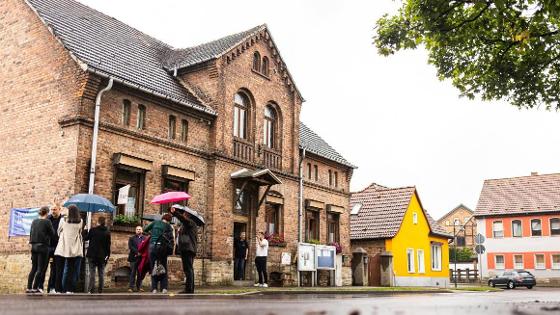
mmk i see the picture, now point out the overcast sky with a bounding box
[79,0,560,219]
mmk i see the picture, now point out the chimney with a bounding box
[531,172,538,176]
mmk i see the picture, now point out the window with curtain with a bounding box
[535,254,545,269]
[265,203,282,235]
[263,105,276,149]
[514,255,524,269]
[552,255,560,269]
[512,220,522,237]
[305,210,320,241]
[137,104,146,130]
[531,219,542,236]
[327,212,340,243]
[233,93,249,139]
[122,99,131,126]
[550,218,560,236]
[417,249,425,273]
[492,221,504,238]
[495,255,505,269]
[431,244,442,271]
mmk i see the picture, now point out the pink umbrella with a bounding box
[150,191,191,204]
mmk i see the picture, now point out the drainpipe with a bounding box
[298,148,306,243]
[87,77,114,230]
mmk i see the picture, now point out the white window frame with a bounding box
[495,255,505,270]
[535,254,546,270]
[492,221,504,238]
[407,248,415,273]
[430,244,442,271]
[511,220,522,237]
[417,249,425,273]
[513,254,524,269]
[531,219,542,237]
[413,212,418,225]
[552,254,560,270]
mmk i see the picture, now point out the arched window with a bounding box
[262,56,269,76]
[122,99,131,126]
[263,105,276,149]
[252,52,261,72]
[233,93,249,139]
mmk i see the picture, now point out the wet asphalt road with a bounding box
[1,287,559,315]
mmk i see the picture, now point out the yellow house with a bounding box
[350,183,452,287]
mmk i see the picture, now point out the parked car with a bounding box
[488,270,536,289]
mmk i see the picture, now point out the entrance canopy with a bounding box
[230,168,282,186]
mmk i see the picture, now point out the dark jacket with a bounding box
[172,211,198,254]
[47,214,64,249]
[127,234,145,262]
[85,225,111,262]
[144,220,171,245]
[29,218,55,253]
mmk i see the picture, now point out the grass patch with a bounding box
[451,286,502,292]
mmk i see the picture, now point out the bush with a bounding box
[113,214,141,226]
[449,247,475,262]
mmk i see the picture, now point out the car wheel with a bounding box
[527,286,533,289]
[507,281,515,289]
[488,280,495,287]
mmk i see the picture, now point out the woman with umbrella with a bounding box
[170,206,198,294]
[54,205,84,293]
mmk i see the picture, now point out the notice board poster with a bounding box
[297,243,316,271]
[316,245,336,270]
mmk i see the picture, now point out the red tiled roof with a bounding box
[474,173,560,217]
[350,183,451,240]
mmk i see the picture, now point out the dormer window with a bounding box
[252,52,261,72]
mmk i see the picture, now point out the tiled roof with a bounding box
[26,0,214,115]
[350,184,416,239]
[437,204,473,222]
[474,173,560,217]
[300,123,356,168]
[163,25,266,70]
[350,183,452,240]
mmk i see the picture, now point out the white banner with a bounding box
[117,185,130,205]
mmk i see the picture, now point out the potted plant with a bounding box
[265,233,287,247]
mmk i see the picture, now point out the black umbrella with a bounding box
[171,204,205,226]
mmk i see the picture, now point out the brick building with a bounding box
[474,173,560,284]
[0,0,355,292]
[437,204,476,249]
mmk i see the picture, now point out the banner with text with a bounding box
[8,207,40,237]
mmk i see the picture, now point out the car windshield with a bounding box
[518,271,532,277]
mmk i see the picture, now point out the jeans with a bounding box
[149,243,168,291]
[234,257,246,280]
[54,256,65,293]
[27,250,49,290]
[62,256,82,293]
[180,252,195,293]
[88,259,105,293]
[255,256,267,284]
[128,259,143,290]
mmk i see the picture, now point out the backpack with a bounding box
[154,225,173,258]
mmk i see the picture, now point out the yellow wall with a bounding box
[385,192,449,278]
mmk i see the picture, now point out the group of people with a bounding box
[27,204,111,294]
[28,202,269,294]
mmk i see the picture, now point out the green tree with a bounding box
[375,0,560,109]
[449,247,475,262]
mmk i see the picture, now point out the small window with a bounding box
[454,218,460,226]
[512,220,522,237]
[314,165,318,181]
[334,171,338,188]
[550,218,560,236]
[265,203,282,235]
[413,212,418,224]
[262,56,269,76]
[531,219,542,236]
[445,220,450,226]
[328,170,333,186]
[180,119,188,143]
[122,99,131,126]
[456,236,466,247]
[417,249,425,273]
[535,254,545,269]
[431,244,442,271]
[350,203,362,215]
[492,221,504,238]
[252,51,261,72]
[307,163,312,179]
[233,93,249,139]
[495,255,505,269]
[407,249,415,273]
[514,255,524,269]
[552,254,560,269]
[168,115,176,139]
[137,104,146,130]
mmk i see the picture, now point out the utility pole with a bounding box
[453,223,457,288]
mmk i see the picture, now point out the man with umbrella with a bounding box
[170,205,198,294]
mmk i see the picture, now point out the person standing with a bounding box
[46,203,64,293]
[254,232,269,288]
[127,226,145,292]
[170,207,198,294]
[85,216,111,293]
[54,205,84,294]
[26,206,55,293]
[144,214,173,294]
[234,232,248,280]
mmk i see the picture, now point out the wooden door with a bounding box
[368,253,381,286]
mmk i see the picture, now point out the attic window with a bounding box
[351,203,362,215]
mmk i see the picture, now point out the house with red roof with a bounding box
[474,172,560,284]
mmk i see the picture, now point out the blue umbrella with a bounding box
[63,193,115,213]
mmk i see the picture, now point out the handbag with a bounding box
[152,260,166,276]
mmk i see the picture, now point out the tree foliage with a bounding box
[375,0,560,109]
[449,247,475,262]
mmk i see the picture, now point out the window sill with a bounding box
[252,69,271,80]
[269,242,287,248]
